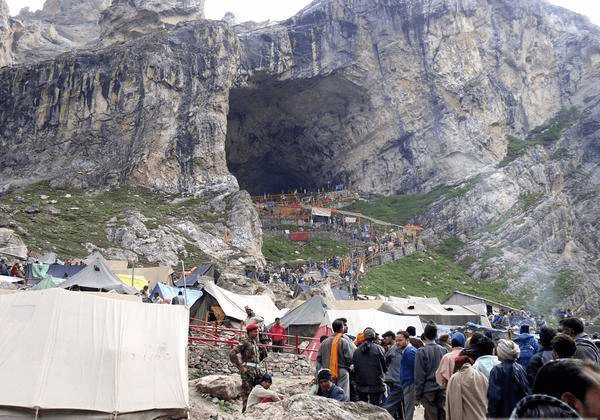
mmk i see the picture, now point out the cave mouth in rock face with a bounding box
[225,73,370,196]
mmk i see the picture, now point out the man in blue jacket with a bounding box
[316,369,346,402]
[514,324,539,366]
[399,330,418,420]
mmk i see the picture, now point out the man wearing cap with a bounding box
[352,327,387,406]
[244,306,258,324]
[229,323,268,413]
[435,331,466,389]
[316,369,346,402]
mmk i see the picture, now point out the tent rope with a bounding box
[34,407,39,420]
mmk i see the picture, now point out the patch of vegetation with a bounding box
[551,147,571,160]
[458,255,477,269]
[519,192,544,212]
[2,182,218,261]
[553,268,582,297]
[218,400,234,414]
[262,235,352,267]
[434,236,465,260]
[189,369,202,380]
[344,177,478,225]
[360,250,517,308]
[480,246,503,268]
[500,107,584,167]
[529,107,584,143]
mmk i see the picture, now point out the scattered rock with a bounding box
[193,375,241,401]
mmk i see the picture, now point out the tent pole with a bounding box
[181,260,187,306]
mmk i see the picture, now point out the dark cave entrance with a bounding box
[225,74,370,196]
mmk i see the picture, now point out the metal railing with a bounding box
[189,319,318,356]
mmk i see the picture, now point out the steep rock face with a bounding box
[414,110,600,316]
[0,0,12,66]
[227,0,600,196]
[99,0,204,43]
[10,0,111,64]
[0,20,240,196]
[6,0,204,65]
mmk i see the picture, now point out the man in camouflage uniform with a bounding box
[229,323,268,412]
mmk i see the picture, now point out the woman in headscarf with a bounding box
[487,339,531,418]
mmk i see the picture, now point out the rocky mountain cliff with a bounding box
[1,0,599,316]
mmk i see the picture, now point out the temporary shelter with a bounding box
[0,288,189,419]
[117,274,149,291]
[150,282,203,307]
[442,290,519,314]
[379,299,490,327]
[189,282,282,326]
[113,266,174,289]
[175,264,215,287]
[60,255,138,294]
[278,295,330,338]
[0,274,21,283]
[293,300,424,361]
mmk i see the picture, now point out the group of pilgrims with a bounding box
[229,314,600,419]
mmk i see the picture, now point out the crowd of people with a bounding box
[228,314,600,419]
[0,259,24,278]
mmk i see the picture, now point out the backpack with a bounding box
[517,342,535,366]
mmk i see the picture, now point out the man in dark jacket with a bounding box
[352,327,387,406]
[414,321,447,420]
[560,317,600,365]
[525,326,556,386]
[383,331,404,418]
[316,368,347,402]
[514,324,539,367]
[487,339,531,418]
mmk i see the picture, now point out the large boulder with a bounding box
[194,374,241,401]
[245,393,394,419]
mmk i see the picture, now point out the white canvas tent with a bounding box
[191,282,282,325]
[379,300,491,327]
[0,288,189,419]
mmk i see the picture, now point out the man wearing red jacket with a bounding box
[269,318,287,353]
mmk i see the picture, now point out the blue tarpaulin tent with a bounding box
[150,283,203,306]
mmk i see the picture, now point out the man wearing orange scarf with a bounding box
[316,318,354,401]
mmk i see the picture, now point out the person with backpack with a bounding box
[487,339,531,418]
[514,325,539,367]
